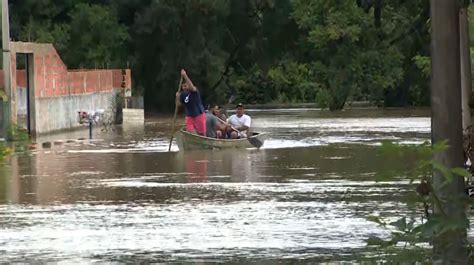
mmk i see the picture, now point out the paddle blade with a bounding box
[248,137,263,148]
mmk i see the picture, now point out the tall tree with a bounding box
[291,0,404,110]
[3,0,445,111]
[9,1,128,69]
[64,3,128,69]
[131,0,232,111]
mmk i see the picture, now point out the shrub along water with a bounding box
[366,141,473,263]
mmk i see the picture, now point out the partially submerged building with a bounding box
[0,42,132,136]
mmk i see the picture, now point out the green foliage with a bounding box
[369,141,471,262]
[375,140,431,183]
[8,0,433,111]
[10,1,128,69]
[7,125,28,141]
[130,0,231,110]
[291,0,408,109]
[315,89,331,109]
[7,125,31,153]
[382,0,431,107]
[267,61,318,103]
[64,3,128,68]
[413,55,431,78]
[230,65,274,104]
[0,144,12,163]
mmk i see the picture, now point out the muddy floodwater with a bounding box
[0,108,467,263]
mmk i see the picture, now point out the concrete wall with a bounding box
[0,44,132,98]
[123,109,144,123]
[35,91,116,133]
[0,42,133,134]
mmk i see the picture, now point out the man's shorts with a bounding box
[185,113,206,135]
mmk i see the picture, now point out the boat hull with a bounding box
[175,130,268,150]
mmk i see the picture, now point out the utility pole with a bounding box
[1,0,11,139]
[460,8,472,131]
[430,0,468,263]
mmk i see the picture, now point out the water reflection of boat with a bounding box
[175,129,269,151]
[178,149,258,182]
[184,151,208,182]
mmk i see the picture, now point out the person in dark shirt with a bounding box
[176,69,206,135]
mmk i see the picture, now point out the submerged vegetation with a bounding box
[0,125,31,163]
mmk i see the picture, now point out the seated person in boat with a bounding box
[176,69,206,136]
[226,103,251,139]
[211,104,228,138]
[212,104,227,121]
[205,105,226,138]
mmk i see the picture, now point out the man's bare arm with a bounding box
[181,69,197,92]
[237,125,249,132]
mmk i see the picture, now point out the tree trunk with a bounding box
[430,1,468,264]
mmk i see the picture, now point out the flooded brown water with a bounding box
[0,108,457,263]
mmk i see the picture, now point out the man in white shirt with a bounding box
[227,103,251,139]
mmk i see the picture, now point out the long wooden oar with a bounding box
[214,116,263,148]
[168,77,184,151]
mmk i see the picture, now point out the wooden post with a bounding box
[1,0,11,139]
[460,8,472,131]
[430,0,468,263]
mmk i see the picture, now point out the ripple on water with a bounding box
[0,109,435,262]
[0,201,390,262]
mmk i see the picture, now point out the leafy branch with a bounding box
[367,140,472,262]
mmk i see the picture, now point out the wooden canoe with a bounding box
[175,129,269,150]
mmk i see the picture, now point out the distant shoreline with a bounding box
[227,101,376,110]
[223,101,431,110]
[145,103,431,117]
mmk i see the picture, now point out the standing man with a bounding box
[227,103,251,139]
[176,69,206,135]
